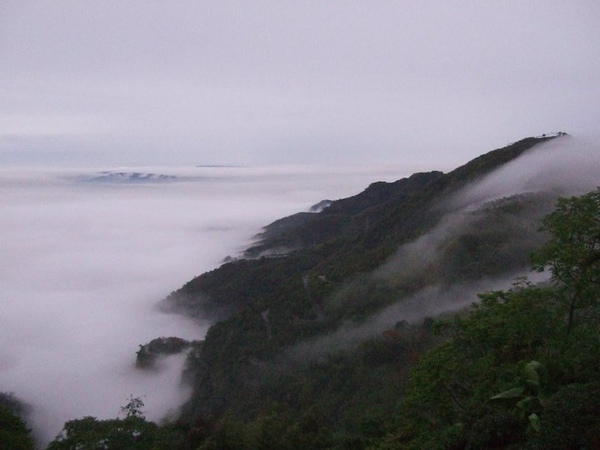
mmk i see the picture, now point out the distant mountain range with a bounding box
[86,171,181,183]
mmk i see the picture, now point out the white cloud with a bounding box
[0,164,407,444]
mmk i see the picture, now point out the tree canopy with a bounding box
[531,187,600,333]
[47,397,184,450]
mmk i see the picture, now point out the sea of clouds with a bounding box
[0,164,407,444]
[2,134,599,445]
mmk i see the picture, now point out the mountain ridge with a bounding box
[152,134,573,426]
[161,135,562,323]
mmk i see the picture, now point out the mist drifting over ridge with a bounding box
[451,135,600,209]
[0,164,408,444]
[374,135,600,323]
[282,135,600,364]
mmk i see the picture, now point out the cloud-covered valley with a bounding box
[0,164,405,443]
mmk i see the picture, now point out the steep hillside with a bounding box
[45,132,600,449]
[161,135,557,322]
[151,135,572,431]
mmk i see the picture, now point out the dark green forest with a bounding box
[7,135,600,449]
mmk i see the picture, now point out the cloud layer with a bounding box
[0,165,406,443]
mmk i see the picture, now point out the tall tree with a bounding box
[47,398,183,450]
[531,187,600,333]
[0,405,34,450]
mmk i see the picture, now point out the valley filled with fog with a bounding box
[2,1,599,446]
[2,135,599,445]
[0,164,406,443]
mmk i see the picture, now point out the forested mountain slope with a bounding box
[156,135,567,424]
[163,135,557,322]
[46,133,600,449]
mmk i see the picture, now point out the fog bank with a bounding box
[0,164,406,444]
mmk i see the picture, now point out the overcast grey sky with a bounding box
[1,1,599,168]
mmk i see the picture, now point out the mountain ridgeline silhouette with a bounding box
[161,135,559,322]
[150,134,597,427]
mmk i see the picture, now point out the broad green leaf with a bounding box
[516,396,538,412]
[525,361,542,383]
[490,387,524,400]
[528,413,540,432]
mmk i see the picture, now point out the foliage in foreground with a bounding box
[0,393,34,450]
[47,397,186,450]
[381,188,600,449]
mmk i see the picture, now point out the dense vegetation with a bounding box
[46,185,600,449]
[0,393,34,450]
[162,136,560,429]
[36,134,600,448]
[162,136,557,322]
[47,397,187,450]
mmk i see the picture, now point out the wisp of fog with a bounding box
[0,164,406,444]
[287,136,600,363]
